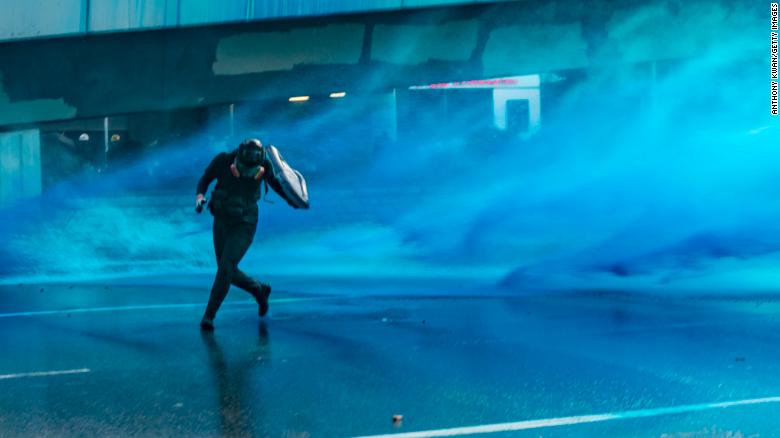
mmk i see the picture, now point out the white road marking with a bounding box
[0,368,91,380]
[0,297,330,319]
[352,396,780,438]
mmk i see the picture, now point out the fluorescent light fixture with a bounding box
[329,91,346,98]
[289,96,310,102]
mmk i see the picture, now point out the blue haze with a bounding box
[0,4,774,295]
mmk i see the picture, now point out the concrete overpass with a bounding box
[0,0,762,128]
[0,0,763,205]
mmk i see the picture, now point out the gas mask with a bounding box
[233,138,265,180]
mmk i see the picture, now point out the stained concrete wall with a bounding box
[0,0,763,129]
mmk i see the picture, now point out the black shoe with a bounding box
[257,283,272,317]
[200,316,215,331]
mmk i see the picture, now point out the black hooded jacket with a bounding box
[196,149,281,223]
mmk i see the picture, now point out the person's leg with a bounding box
[231,269,260,296]
[202,218,229,330]
[212,216,227,262]
[203,221,256,322]
[216,218,270,315]
[232,269,272,316]
[217,217,265,299]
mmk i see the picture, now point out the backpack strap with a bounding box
[262,178,275,204]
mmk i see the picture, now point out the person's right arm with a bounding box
[196,153,226,207]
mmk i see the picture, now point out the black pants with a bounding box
[204,216,263,319]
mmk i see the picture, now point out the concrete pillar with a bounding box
[0,129,42,206]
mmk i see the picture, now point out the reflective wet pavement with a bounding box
[1,281,780,437]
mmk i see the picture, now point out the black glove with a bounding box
[195,197,207,213]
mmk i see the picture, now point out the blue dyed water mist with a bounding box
[0,3,774,295]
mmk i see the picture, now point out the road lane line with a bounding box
[352,396,780,437]
[0,368,91,380]
[0,297,330,319]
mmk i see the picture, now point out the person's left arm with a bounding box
[262,158,284,194]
